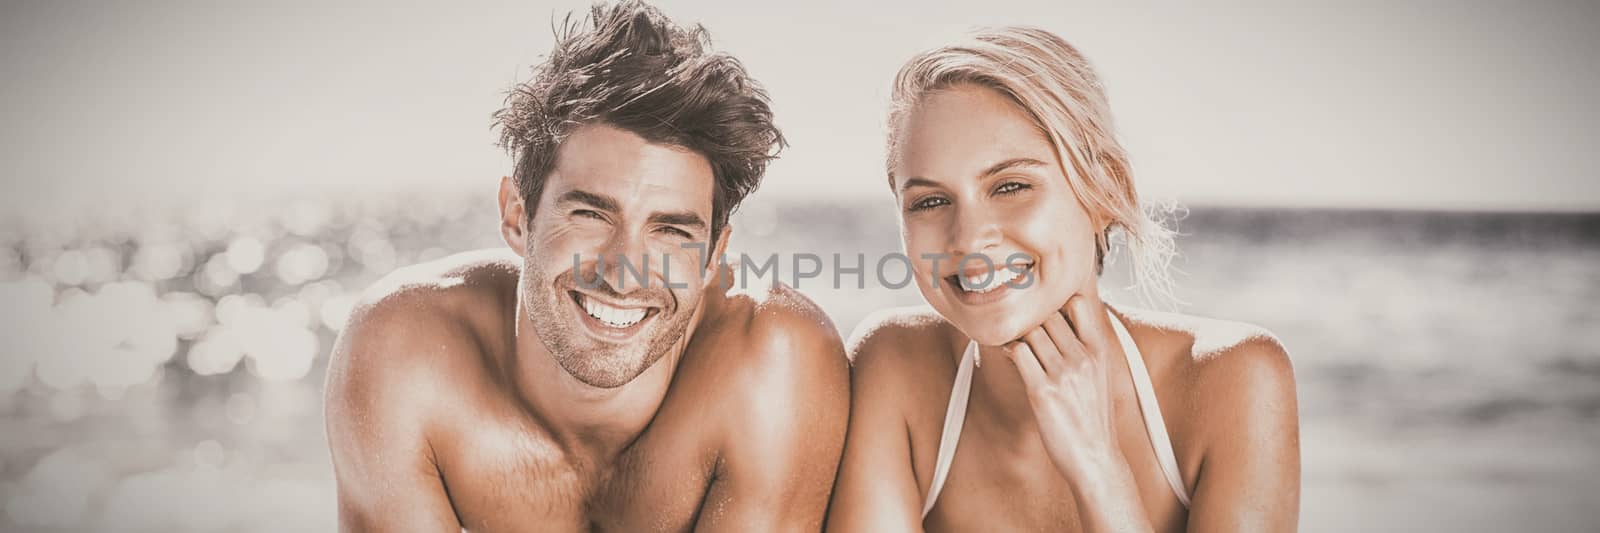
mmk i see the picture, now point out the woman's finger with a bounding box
[1021,328,1064,376]
[1040,310,1089,364]
[1005,341,1048,391]
[1065,291,1115,361]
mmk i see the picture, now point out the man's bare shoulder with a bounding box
[325,249,520,424]
[663,282,849,459]
[693,282,848,390]
[682,282,851,493]
[355,248,520,313]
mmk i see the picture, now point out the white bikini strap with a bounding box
[1109,309,1192,507]
[922,340,977,518]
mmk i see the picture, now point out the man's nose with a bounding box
[598,230,652,293]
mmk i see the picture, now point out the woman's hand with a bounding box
[1002,281,1124,477]
[1003,282,1153,532]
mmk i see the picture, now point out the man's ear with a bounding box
[701,224,733,289]
[498,176,528,256]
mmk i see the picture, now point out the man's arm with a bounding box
[324,293,462,532]
[693,292,851,532]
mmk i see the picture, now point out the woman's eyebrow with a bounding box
[896,157,1050,193]
[979,157,1050,178]
[897,176,943,193]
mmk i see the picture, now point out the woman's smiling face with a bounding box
[892,84,1102,346]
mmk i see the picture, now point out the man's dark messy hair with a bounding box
[493,1,784,246]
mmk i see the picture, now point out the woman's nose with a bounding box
[948,203,1004,258]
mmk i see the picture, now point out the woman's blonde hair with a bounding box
[887,26,1179,306]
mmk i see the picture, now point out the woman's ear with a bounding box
[1091,216,1111,276]
[498,176,528,256]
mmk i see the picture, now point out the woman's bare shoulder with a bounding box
[1118,306,1297,444]
[844,306,965,394]
[1117,307,1288,365]
[847,306,959,363]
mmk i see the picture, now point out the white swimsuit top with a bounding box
[921,308,1191,519]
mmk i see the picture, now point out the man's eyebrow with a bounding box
[555,189,619,212]
[648,211,707,230]
[979,157,1050,177]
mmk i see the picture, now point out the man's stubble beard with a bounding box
[521,253,699,389]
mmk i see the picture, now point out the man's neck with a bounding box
[507,300,698,465]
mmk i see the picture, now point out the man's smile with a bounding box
[569,289,662,340]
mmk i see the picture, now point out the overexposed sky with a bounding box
[2,0,1598,215]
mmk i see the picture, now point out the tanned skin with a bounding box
[325,125,849,532]
[826,85,1298,532]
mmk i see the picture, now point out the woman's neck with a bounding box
[966,343,1045,447]
[959,306,1144,454]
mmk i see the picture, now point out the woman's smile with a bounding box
[944,258,1035,306]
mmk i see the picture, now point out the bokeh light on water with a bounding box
[0,187,494,531]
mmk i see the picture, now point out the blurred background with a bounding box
[1,1,1597,531]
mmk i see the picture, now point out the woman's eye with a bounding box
[994,181,1031,195]
[909,196,950,212]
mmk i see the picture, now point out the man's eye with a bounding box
[909,196,950,212]
[659,227,693,239]
[994,182,1031,195]
[573,209,605,220]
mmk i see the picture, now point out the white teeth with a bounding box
[958,266,1027,293]
[578,293,647,328]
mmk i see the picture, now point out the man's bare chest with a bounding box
[435,411,722,532]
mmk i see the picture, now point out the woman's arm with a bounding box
[1182,335,1300,532]
[825,321,928,532]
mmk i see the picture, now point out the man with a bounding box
[323,2,849,531]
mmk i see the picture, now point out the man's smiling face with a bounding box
[519,123,718,389]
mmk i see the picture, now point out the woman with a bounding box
[826,27,1300,532]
